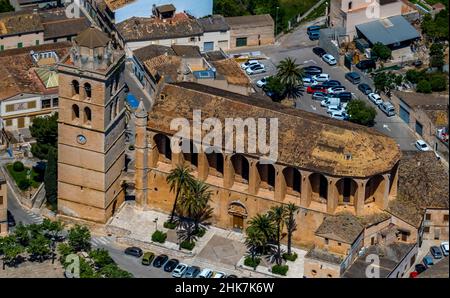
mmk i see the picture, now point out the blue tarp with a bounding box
[126,93,139,109]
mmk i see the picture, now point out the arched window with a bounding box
[115,99,120,115]
[72,104,80,120]
[84,83,92,99]
[84,107,92,124]
[114,73,120,91]
[72,80,80,96]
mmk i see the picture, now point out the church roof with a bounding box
[75,26,110,49]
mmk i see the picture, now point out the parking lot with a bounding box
[405,239,449,278]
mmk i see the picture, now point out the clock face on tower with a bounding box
[76,134,87,145]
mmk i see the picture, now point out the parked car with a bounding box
[356,59,376,70]
[256,76,269,88]
[415,140,430,152]
[322,54,337,65]
[379,101,395,117]
[358,83,372,95]
[441,242,449,257]
[172,263,188,277]
[184,266,201,278]
[423,255,434,268]
[240,60,260,69]
[164,259,180,272]
[430,246,443,259]
[327,105,343,114]
[368,93,383,105]
[409,271,419,278]
[246,64,265,75]
[303,77,318,87]
[413,60,423,67]
[312,74,330,82]
[307,25,321,35]
[307,85,327,94]
[303,65,322,75]
[330,111,347,120]
[308,31,320,40]
[212,271,226,278]
[124,247,143,258]
[198,268,213,278]
[141,251,155,266]
[336,91,352,102]
[312,47,326,57]
[7,211,15,227]
[321,97,340,107]
[415,263,427,274]
[345,72,361,84]
[312,91,328,101]
[227,274,238,278]
[153,254,169,268]
[322,80,341,88]
[327,86,346,94]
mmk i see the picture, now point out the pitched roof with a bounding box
[39,8,91,40]
[394,91,449,109]
[171,45,201,58]
[198,15,229,32]
[315,213,364,244]
[305,248,343,265]
[116,13,203,42]
[211,58,250,87]
[75,26,111,49]
[225,14,274,28]
[355,15,420,46]
[133,44,175,62]
[150,82,401,177]
[156,4,176,13]
[104,0,135,11]
[0,11,44,37]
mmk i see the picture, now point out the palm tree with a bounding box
[178,180,213,233]
[276,57,304,99]
[268,205,286,265]
[244,226,266,267]
[284,203,299,256]
[177,220,198,247]
[166,164,195,223]
[247,213,276,252]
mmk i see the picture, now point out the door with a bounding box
[233,215,244,230]
[399,105,410,124]
[17,117,25,128]
[203,41,214,52]
[415,121,423,136]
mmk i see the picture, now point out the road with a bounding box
[7,187,44,229]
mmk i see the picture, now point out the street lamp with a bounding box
[275,6,280,37]
[153,217,158,231]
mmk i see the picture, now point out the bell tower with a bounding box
[57,26,126,223]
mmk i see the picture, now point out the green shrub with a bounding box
[13,161,25,172]
[272,264,289,276]
[151,230,167,243]
[163,221,177,230]
[417,80,432,93]
[18,179,31,191]
[244,256,260,268]
[180,240,195,251]
[194,228,206,238]
[282,252,298,262]
[430,74,447,92]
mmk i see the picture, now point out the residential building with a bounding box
[225,14,274,49]
[0,172,7,236]
[0,42,70,132]
[0,10,44,51]
[57,26,127,223]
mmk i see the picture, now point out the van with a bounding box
[379,102,395,117]
[320,97,340,107]
[345,72,361,84]
[337,92,352,102]
[307,25,321,34]
[356,59,376,71]
[308,31,320,40]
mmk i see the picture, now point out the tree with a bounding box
[264,76,286,102]
[41,219,64,240]
[68,224,91,252]
[100,263,133,278]
[79,257,100,278]
[429,43,445,70]
[421,10,449,41]
[0,235,24,268]
[267,206,285,265]
[284,203,299,256]
[178,180,213,233]
[405,69,423,84]
[176,220,198,248]
[29,113,58,160]
[276,57,304,99]
[346,100,377,126]
[0,0,14,13]
[27,234,51,262]
[166,164,195,223]
[373,72,400,96]
[44,147,58,208]
[13,223,30,247]
[244,226,265,267]
[430,74,447,92]
[417,80,432,93]
[371,42,392,61]
[247,213,276,249]
[89,248,115,269]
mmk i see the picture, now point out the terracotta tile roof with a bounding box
[171,45,201,58]
[156,4,176,13]
[388,151,449,227]
[39,8,91,40]
[104,0,135,11]
[305,248,343,265]
[149,82,401,177]
[116,13,203,42]
[394,91,449,109]
[315,213,364,244]
[0,11,44,36]
[198,15,229,32]
[75,26,111,49]
[144,55,182,82]
[133,45,175,62]
[225,14,274,28]
[211,58,250,87]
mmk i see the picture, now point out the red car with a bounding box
[409,271,419,278]
[307,85,327,94]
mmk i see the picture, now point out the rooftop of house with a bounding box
[198,15,229,32]
[0,42,70,101]
[133,44,176,62]
[149,82,401,177]
[211,58,250,87]
[39,8,91,40]
[305,248,344,265]
[144,54,182,82]
[418,257,449,278]
[225,14,274,28]
[394,91,449,110]
[315,213,365,244]
[202,50,228,62]
[0,10,44,37]
[171,45,202,58]
[156,4,176,13]
[388,151,449,227]
[342,242,416,278]
[104,0,135,11]
[422,106,449,127]
[116,13,203,42]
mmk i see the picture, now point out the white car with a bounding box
[327,86,346,94]
[246,64,266,75]
[322,54,337,65]
[303,77,318,87]
[212,271,226,278]
[415,140,430,152]
[312,73,330,82]
[330,111,347,120]
[172,263,188,278]
[327,105,343,114]
[368,92,383,105]
[256,76,269,88]
[198,268,213,278]
[441,242,449,257]
[240,60,260,69]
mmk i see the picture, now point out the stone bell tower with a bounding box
[57,26,126,223]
